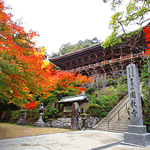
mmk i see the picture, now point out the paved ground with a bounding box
[1,130,150,150]
[1,123,150,150]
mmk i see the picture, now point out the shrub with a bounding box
[43,105,59,122]
[116,85,128,99]
[0,109,12,123]
[26,109,39,125]
[142,99,150,133]
[10,110,21,123]
[118,76,127,85]
[87,104,107,119]
[80,102,90,113]
[107,78,117,87]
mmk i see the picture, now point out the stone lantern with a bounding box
[34,103,46,127]
[17,109,27,125]
[81,111,88,130]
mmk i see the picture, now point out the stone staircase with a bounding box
[92,95,130,133]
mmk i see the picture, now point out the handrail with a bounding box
[107,99,129,131]
[105,95,128,120]
[92,95,128,129]
[107,82,143,131]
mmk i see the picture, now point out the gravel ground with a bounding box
[0,123,70,139]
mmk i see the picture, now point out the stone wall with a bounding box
[45,116,99,129]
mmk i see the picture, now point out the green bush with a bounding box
[116,85,128,99]
[118,76,127,85]
[0,102,20,123]
[99,86,120,110]
[10,110,21,123]
[43,105,59,122]
[107,78,117,87]
[26,109,39,125]
[0,109,12,123]
[142,100,150,133]
[87,104,107,119]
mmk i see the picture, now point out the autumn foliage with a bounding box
[24,102,39,110]
[1,112,5,119]
[143,24,150,56]
[0,1,93,107]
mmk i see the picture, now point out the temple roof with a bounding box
[57,94,90,104]
[49,27,146,73]
[50,43,101,59]
[49,43,103,69]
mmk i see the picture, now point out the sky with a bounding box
[4,0,132,55]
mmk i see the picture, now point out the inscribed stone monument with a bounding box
[123,63,150,147]
[71,102,80,130]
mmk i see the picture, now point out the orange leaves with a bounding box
[1,112,5,119]
[50,70,93,95]
[143,24,150,56]
[24,102,39,110]
[76,74,93,84]
[0,1,93,107]
[28,30,40,40]
[0,1,45,105]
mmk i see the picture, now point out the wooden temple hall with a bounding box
[50,30,146,78]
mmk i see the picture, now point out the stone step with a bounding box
[100,123,129,127]
[109,123,130,126]
[97,125,129,132]
[109,127,129,131]
[97,127,129,133]
[108,127,128,130]
[97,125,128,130]
[98,127,128,131]
[98,123,129,127]
[108,130,128,133]
[93,95,130,132]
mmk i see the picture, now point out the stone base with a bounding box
[121,141,150,148]
[17,119,27,126]
[128,125,147,134]
[34,121,45,127]
[124,132,150,147]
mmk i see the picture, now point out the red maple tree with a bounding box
[0,1,93,107]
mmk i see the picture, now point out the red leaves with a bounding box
[77,87,86,91]
[143,24,150,56]
[24,102,39,110]
[0,1,93,106]
[50,70,93,95]
[1,112,5,119]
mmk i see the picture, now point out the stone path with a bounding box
[1,123,150,149]
[1,129,150,150]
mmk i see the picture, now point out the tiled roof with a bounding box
[57,94,90,103]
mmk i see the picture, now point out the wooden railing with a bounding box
[68,53,142,72]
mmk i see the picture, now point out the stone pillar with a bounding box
[71,102,80,130]
[123,63,150,147]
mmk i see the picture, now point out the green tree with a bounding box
[102,0,149,48]
[51,38,100,58]
[102,0,150,102]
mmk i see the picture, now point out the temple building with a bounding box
[50,29,146,79]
